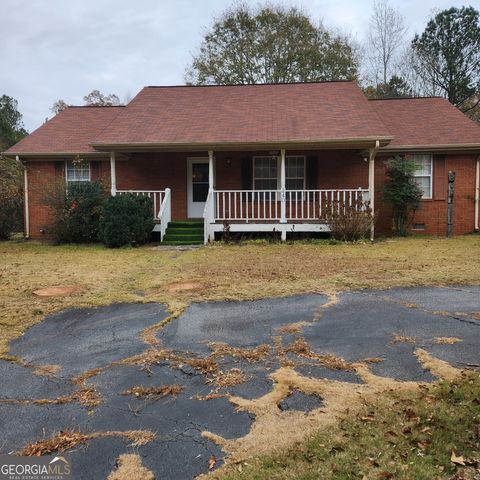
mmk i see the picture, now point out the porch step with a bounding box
[162,220,204,245]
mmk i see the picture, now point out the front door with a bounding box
[187,158,209,218]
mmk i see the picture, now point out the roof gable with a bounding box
[92,82,391,147]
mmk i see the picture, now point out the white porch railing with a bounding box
[117,190,166,220]
[213,188,369,222]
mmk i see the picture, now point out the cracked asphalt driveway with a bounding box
[1,285,479,479]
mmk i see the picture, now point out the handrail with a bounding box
[158,188,171,241]
[203,189,215,244]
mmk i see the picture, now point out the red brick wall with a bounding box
[24,151,478,238]
[25,159,109,238]
[374,153,478,236]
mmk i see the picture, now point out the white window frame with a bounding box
[65,159,91,182]
[285,155,306,190]
[252,155,306,190]
[413,153,433,199]
[252,156,280,190]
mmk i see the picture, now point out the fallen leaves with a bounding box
[451,451,466,466]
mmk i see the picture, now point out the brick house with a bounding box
[3,81,480,243]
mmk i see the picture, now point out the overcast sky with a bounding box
[2,0,477,131]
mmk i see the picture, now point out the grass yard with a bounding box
[0,235,479,359]
[217,372,480,480]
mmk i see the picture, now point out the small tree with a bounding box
[0,157,23,239]
[382,155,423,236]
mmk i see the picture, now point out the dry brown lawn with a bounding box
[1,235,479,359]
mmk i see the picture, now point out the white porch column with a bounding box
[280,149,286,232]
[368,141,379,241]
[110,152,117,196]
[208,150,214,190]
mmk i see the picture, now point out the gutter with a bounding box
[379,143,480,153]
[18,155,30,239]
[89,136,394,152]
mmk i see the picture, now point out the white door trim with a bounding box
[187,157,210,218]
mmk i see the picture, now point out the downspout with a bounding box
[368,140,380,241]
[18,156,30,239]
[475,155,480,232]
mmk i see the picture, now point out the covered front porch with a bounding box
[108,145,379,244]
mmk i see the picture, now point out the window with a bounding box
[253,156,278,190]
[286,156,305,190]
[253,155,306,190]
[66,160,90,182]
[413,154,432,199]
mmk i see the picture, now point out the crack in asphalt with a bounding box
[2,287,479,479]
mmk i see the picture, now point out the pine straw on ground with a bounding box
[2,236,479,360]
[20,429,155,456]
[0,365,103,408]
[390,333,418,345]
[209,343,271,362]
[122,385,182,399]
[285,337,354,370]
[434,336,463,344]
[207,368,247,389]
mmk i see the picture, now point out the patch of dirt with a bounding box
[390,333,418,345]
[165,281,206,293]
[20,429,155,456]
[209,343,271,362]
[434,337,462,345]
[32,286,83,297]
[285,337,354,371]
[108,454,155,480]
[122,385,182,399]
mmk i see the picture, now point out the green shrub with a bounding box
[99,194,154,248]
[382,155,423,236]
[44,180,106,243]
[0,203,16,239]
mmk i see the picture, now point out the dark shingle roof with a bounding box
[5,106,124,155]
[370,97,480,148]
